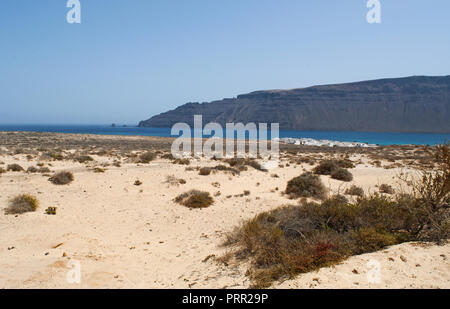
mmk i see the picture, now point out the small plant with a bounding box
[75,155,94,163]
[199,167,212,176]
[93,167,106,173]
[5,194,39,214]
[172,158,191,165]
[165,175,186,186]
[331,168,353,182]
[134,180,143,186]
[45,207,57,215]
[49,171,74,185]
[345,185,364,197]
[285,172,327,200]
[174,190,214,208]
[313,159,354,175]
[379,184,395,194]
[27,166,38,173]
[138,151,156,163]
[7,164,24,172]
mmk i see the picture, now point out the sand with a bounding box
[0,133,448,289]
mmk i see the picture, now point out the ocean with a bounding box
[0,124,448,146]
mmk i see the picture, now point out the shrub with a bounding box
[379,184,394,194]
[223,144,450,287]
[331,168,353,182]
[134,180,143,186]
[138,151,156,163]
[49,171,74,185]
[172,158,191,165]
[5,194,39,214]
[93,167,106,173]
[75,155,94,163]
[174,190,214,208]
[224,158,267,172]
[199,167,212,176]
[345,185,364,197]
[285,173,327,200]
[27,166,38,173]
[313,159,354,175]
[7,164,24,172]
[165,175,186,186]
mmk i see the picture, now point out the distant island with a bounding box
[139,75,450,133]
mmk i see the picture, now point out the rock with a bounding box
[400,255,407,262]
[139,76,450,133]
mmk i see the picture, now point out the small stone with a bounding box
[352,269,359,274]
[400,255,407,262]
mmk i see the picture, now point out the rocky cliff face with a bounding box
[139,76,450,133]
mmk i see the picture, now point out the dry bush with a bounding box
[285,173,327,200]
[313,159,354,176]
[174,190,214,208]
[165,175,186,186]
[74,155,94,163]
[379,184,395,194]
[330,168,353,182]
[138,151,156,163]
[199,167,212,176]
[7,164,24,172]
[27,166,38,173]
[49,171,74,185]
[345,185,364,197]
[172,158,191,165]
[223,144,450,288]
[5,194,39,215]
[224,158,267,172]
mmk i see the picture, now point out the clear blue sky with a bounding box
[1,0,449,124]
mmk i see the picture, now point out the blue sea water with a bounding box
[0,124,448,146]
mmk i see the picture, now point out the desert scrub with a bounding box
[49,171,74,185]
[7,164,24,172]
[223,195,446,288]
[379,184,395,194]
[285,172,327,200]
[138,151,156,163]
[165,175,186,186]
[345,185,364,197]
[174,190,214,208]
[313,159,354,175]
[224,158,267,172]
[5,194,39,214]
[223,144,450,288]
[74,155,94,163]
[199,167,212,176]
[330,168,353,182]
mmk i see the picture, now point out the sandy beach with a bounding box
[0,132,448,289]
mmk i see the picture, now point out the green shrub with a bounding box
[331,168,353,182]
[285,173,327,200]
[49,171,74,185]
[5,194,39,215]
[174,190,214,208]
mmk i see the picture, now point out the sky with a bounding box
[0,0,449,125]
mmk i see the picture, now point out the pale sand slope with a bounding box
[0,154,449,289]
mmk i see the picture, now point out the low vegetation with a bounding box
[49,171,74,185]
[345,185,365,197]
[138,151,156,163]
[285,173,327,200]
[174,190,214,208]
[223,144,449,288]
[7,164,24,172]
[330,168,353,182]
[313,159,354,175]
[5,194,39,214]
